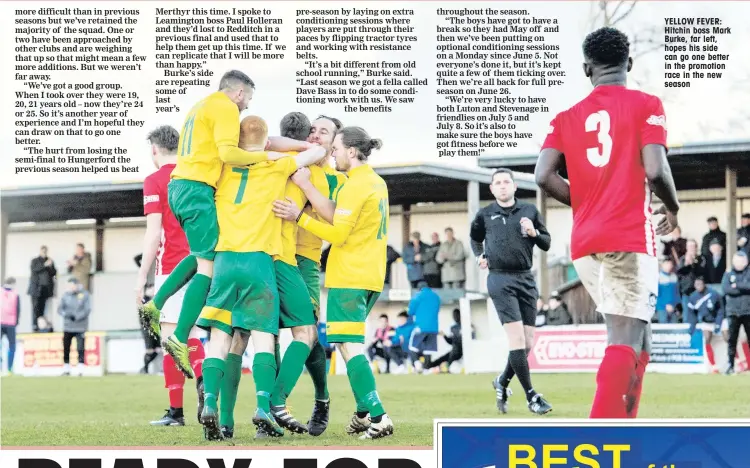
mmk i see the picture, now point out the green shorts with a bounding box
[296,255,321,317]
[275,260,316,329]
[326,288,380,344]
[168,179,218,261]
[196,252,279,336]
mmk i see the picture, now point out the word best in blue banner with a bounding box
[437,420,750,468]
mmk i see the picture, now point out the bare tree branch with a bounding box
[611,1,638,26]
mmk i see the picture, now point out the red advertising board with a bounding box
[527,327,608,372]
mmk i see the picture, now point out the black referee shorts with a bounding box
[487,271,538,326]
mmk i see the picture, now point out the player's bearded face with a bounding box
[309,119,336,154]
[235,86,253,112]
[331,135,349,171]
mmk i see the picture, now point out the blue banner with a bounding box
[650,326,704,365]
[438,422,750,468]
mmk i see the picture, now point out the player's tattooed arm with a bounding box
[292,169,336,223]
[534,148,571,207]
[267,136,313,153]
[293,146,327,169]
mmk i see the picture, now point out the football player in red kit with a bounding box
[534,27,680,419]
[136,126,207,426]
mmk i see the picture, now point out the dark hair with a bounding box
[280,112,311,141]
[146,125,180,153]
[316,115,343,132]
[40,245,48,250]
[398,311,409,319]
[742,213,750,219]
[491,168,514,182]
[3,277,16,285]
[445,227,454,233]
[219,70,255,90]
[379,314,388,320]
[452,308,461,324]
[337,126,382,161]
[707,216,718,222]
[76,243,85,249]
[582,27,630,67]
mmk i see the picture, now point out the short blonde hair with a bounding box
[239,115,268,150]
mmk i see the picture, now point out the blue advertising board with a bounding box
[437,420,750,468]
[650,326,704,365]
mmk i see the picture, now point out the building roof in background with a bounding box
[478,139,750,190]
[1,162,536,223]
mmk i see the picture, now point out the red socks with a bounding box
[590,345,637,419]
[188,338,205,380]
[164,353,186,408]
[705,341,716,368]
[741,342,750,370]
[626,351,649,418]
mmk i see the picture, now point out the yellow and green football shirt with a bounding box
[297,164,388,292]
[172,91,266,188]
[295,165,347,264]
[214,157,298,254]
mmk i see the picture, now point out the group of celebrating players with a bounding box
[135,69,392,441]
[134,24,683,444]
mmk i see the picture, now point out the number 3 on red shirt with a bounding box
[585,110,612,167]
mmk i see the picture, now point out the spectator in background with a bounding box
[657,258,681,324]
[36,316,54,333]
[384,245,401,287]
[546,293,572,326]
[425,308,473,373]
[662,226,687,265]
[67,243,92,291]
[701,216,727,259]
[58,278,91,376]
[407,281,441,372]
[386,311,415,373]
[423,233,443,289]
[28,245,57,332]
[1,278,20,374]
[687,277,723,373]
[367,314,394,373]
[403,232,428,289]
[705,239,727,285]
[437,227,466,289]
[722,251,750,375]
[535,297,550,327]
[677,239,706,322]
[737,213,750,255]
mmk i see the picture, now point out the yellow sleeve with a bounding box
[213,99,268,165]
[332,183,367,227]
[297,183,365,245]
[278,156,299,177]
[298,213,354,246]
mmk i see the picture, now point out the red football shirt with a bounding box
[541,85,668,260]
[143,164,189,275]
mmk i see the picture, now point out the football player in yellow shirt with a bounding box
[293,115,347,436]
[139,70,312,379]
[273,126,394,440]
[195,115,326,440]
[213,112,322,439]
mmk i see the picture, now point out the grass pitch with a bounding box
[2,372,748,447]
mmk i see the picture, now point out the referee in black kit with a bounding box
[470,168,553,416]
